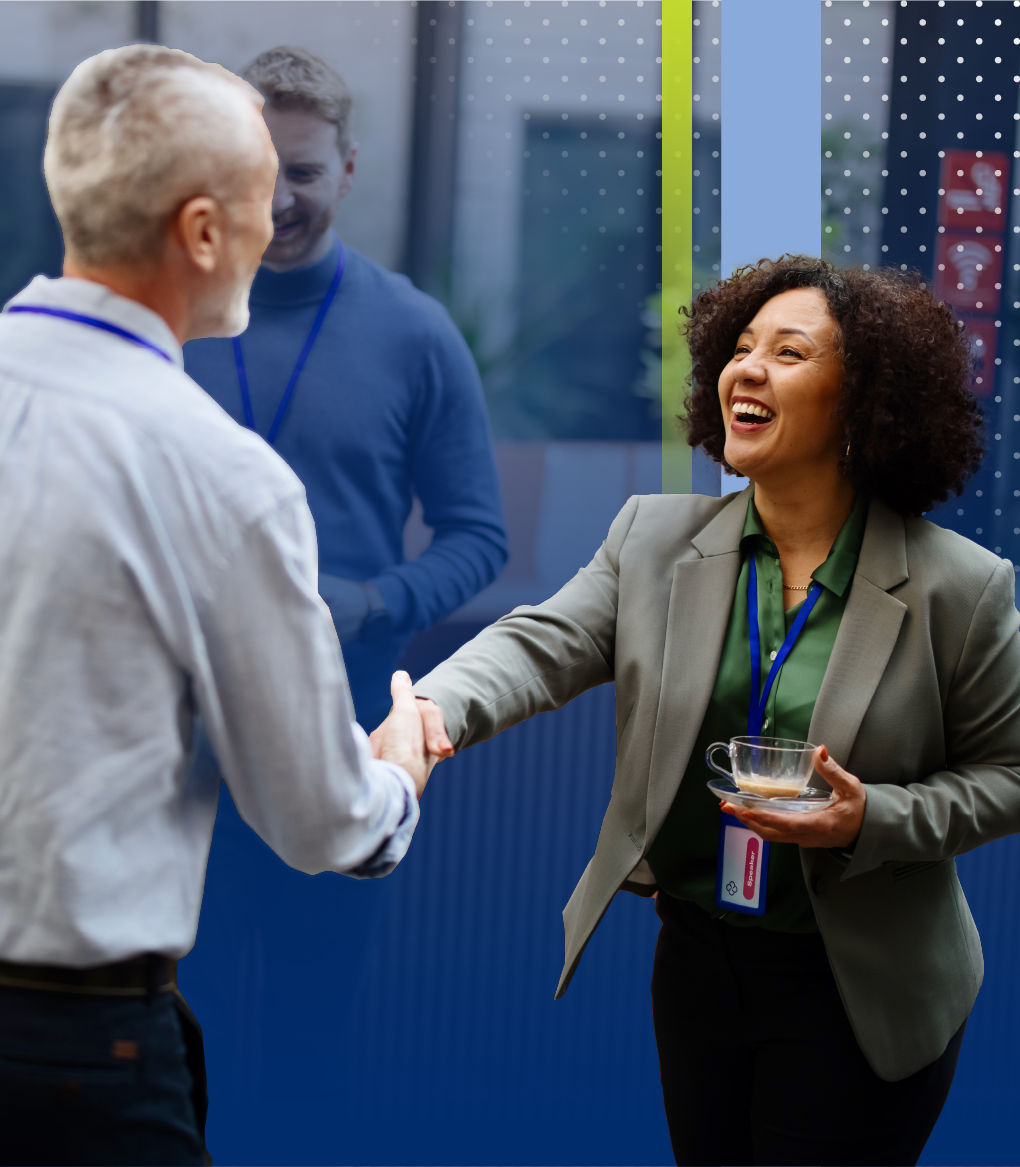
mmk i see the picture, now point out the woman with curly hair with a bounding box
[383,256,1020,1164]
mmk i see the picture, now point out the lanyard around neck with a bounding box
[232,248,345,447]
[7,305,174,364]
[746,554,823,736]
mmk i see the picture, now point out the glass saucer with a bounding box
[706,777,835,815]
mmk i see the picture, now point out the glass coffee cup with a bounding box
[705,736,818,799]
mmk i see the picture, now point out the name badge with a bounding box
[715,812,768,916]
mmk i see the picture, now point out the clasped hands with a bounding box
[720,745,867,850]
[368,674,453,799]
[370,678,866,851]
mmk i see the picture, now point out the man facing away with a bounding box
[180,51,506,1143]
[185,45,508,733]
[0,45,430,1165]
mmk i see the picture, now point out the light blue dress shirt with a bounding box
[0,276,418,967]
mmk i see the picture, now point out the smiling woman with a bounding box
[683,254,983,517]
[717,285,846,506]
[398,253,1020,1165]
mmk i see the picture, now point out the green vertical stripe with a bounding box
[661,0,693,494]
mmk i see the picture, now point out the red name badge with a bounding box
[743,836,760,899]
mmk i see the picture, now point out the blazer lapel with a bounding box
[645,488,750,838]
[807,500,909,776]
[644,493,909,820]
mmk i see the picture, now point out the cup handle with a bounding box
[705,741,733,779]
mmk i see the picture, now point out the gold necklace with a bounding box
[782,582,811,591]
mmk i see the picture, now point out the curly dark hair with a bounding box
[681,255,985,515]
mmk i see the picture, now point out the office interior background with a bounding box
[1,1,1018,1163]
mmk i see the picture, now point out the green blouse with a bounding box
[646,492,868,932]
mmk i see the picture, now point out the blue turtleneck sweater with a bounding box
[185,236,507,725]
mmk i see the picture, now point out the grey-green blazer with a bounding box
[415,488,1020,1081]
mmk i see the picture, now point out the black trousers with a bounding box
[0,984,209,1165]
[651,894,965,1167]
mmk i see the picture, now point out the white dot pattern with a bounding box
[822,0,1019,569]
[452,1,663,439]
[821,3,895,267]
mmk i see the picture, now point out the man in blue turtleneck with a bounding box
[185,45,507,731]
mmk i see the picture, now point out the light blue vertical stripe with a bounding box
[720,0,822,276]
[708,0,822,495]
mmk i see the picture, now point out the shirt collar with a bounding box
[5,275,184,368]
[740,491,869,598]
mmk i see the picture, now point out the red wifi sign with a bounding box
[933,235,1004,312]
[933,150,1009,397]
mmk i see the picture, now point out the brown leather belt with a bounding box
[0,953,177,996]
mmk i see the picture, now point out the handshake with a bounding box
[368,671,453,799]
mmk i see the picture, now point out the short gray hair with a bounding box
[45,45,265,268]
[242,46,353,157]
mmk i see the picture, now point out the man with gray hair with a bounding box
[0,44,429,1164]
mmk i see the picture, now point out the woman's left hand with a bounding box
[719,745,866,849]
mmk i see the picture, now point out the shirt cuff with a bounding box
[345,761,420,879]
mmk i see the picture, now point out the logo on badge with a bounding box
[726,880,738,897]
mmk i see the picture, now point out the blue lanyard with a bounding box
[746,554,823,735]
[233,248,345,447]
[7,305,174,364]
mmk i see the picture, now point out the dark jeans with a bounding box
[0,984,208,1165]
[651,894,965,1166]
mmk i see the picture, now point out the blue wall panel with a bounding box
[181,685,671,1165]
